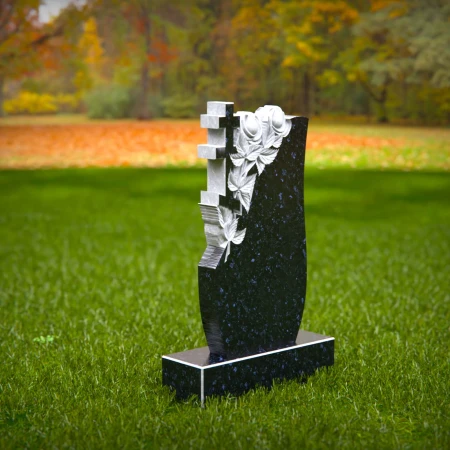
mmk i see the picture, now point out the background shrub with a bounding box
[84,85,133,119]
[4,91,79,115]
[160,94,197,118]
[55,94,79,113]
[146,92,164,118]
[4,91,57,114]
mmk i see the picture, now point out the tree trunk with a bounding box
[0,74,4,117]
[138,62,150,120]
[289,69,297,114]
[377,84,388,123]
[401,80,408,119]
[138,9,152,120]
[359,77,389,123]
[303,71,310,117]
[313,80,320,116]
[210,0,232,99]
[362,90,372,123]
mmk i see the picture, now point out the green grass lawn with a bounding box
[0,167,449,449]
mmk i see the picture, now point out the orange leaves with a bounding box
[307,132,403,151]
[38,36,67,71]
[149,39,178,64]
[1,120,448,171]
[0,121,206,169]
[371,0,406,13]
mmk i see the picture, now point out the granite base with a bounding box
[162,330,334,403]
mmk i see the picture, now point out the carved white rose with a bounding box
[268,105,291,136]
[237,112,263,144]
[255,105,292,149]
[212,105,292,263]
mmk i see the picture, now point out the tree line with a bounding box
[1,0,449,123]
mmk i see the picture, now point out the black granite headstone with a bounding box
[162,101,334,402]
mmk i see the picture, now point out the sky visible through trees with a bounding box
[38,0,83,23]
[0,0,449,123]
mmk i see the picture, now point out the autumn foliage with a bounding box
[1,0,449,123]
[0,120,448,170]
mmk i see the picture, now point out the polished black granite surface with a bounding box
[162,330,334,401]
[199,117,308,359]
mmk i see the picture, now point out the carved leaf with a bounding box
[218,236,229,248]
[216,206,246,257]
[255,158,265,175]
[273,135,283,148]
[259,147,278,165]
[253,147,279,175]
[217,206,225,228]
[240,172,256,195]
[238,174,256,212]
[230,151,245,167]
[232,228,246,245]
[246,144,263,162]
[227,168,240,194]
[243,159,257,176]
[233,133,262,170]
[224,216,238,242]
[228,167,256,213]
[216,207,228,248]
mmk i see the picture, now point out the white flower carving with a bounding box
[238,112,263,144]
[254,147,279,175]
[228,164,257,213]
[209,104,292,263]
[256,105,291,149]
[228,105,292,216]
[230,131,261,171]
[231,127,280,176]
[217,206,246,262]
[268,105,291,136]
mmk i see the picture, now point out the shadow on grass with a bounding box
[0,167,449,223]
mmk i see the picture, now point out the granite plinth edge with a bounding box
[162,330,334,403]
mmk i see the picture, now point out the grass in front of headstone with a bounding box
[0,167,449,449]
